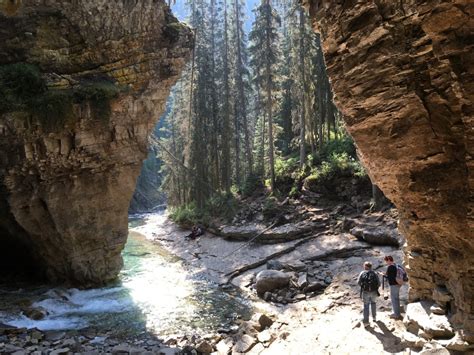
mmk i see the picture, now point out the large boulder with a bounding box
[255,270,291,297]
[404,302,454,339]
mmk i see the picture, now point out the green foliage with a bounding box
[74,81,120,121]
[0,63,120,131]
[169,203,204,226]
[34,90,74,132]
[307,152,367,186]
[205,193,238,220]
[0,63,45,113]
[241,173,264,197]
[169,193,238,226]
[262,197,279,219]
[311,135,357,166]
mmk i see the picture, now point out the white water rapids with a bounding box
[0,212,251,338]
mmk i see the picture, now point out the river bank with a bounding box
[2,203,468,354]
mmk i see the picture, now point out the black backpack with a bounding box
[360,270,379,292]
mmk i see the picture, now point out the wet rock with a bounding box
[50,348,70,355]
[196,340,213,354]
[159,348,180,355]
[23,306,48,320]
[255,270,291,297]
[232,334,256,353]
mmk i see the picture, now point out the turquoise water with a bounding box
[0,214,251,338]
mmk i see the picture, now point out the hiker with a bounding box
[357,261,380,326]
[382,255,404,320]
[185,225,203,240]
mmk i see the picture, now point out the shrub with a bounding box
[169,203,203,226]
[242,173,263,197]
[74,81,120,121]
[34,90,74,132]
[0,63,120,130]
[262,197,279,219]
[0,63,45,113]
[205,193,238,220]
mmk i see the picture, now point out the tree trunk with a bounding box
[299,6,306,168]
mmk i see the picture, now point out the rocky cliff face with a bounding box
[0,0,192,286]
[304,0,473,338]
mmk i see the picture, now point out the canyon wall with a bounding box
[304,0,473,337]
[0,0,192,286]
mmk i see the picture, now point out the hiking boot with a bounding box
[389,314,402,320]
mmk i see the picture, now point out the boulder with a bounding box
[23,307,48,321]
[305,282,327,293]
[350,226,399,246]
[404,302,454,339]
[255,270,291,297]
[251,313,273,330]
[196,340,213,354]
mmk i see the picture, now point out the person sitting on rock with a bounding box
[357,261,380,326]
[185,225,203,240]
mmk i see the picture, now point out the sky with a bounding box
[171,0,260,34]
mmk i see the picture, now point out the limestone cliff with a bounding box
[304,0,473,338]
[0,0,192,286]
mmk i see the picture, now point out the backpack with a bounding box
[360,270,379,292]
[395,264,409,285]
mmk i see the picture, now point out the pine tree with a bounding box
[249,0,281,191]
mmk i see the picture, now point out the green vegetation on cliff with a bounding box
[0,63,120,132]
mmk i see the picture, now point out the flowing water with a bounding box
[0,213,251,338]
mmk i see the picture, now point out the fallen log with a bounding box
[224,232,328,283]
[302,245,371,262]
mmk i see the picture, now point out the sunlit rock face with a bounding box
[305,0,473,337]
[0,0,192,286]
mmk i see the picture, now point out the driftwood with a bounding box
[302,245,371,262]
[224,232,327,283]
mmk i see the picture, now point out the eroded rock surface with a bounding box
[304,0,473,336]
[0,1,192,285]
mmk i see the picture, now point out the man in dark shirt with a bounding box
[383,255,402,320]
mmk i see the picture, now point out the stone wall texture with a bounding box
[0,0,192,286]
[304,0,473,338]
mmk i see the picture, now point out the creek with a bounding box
[0,212,251,338]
